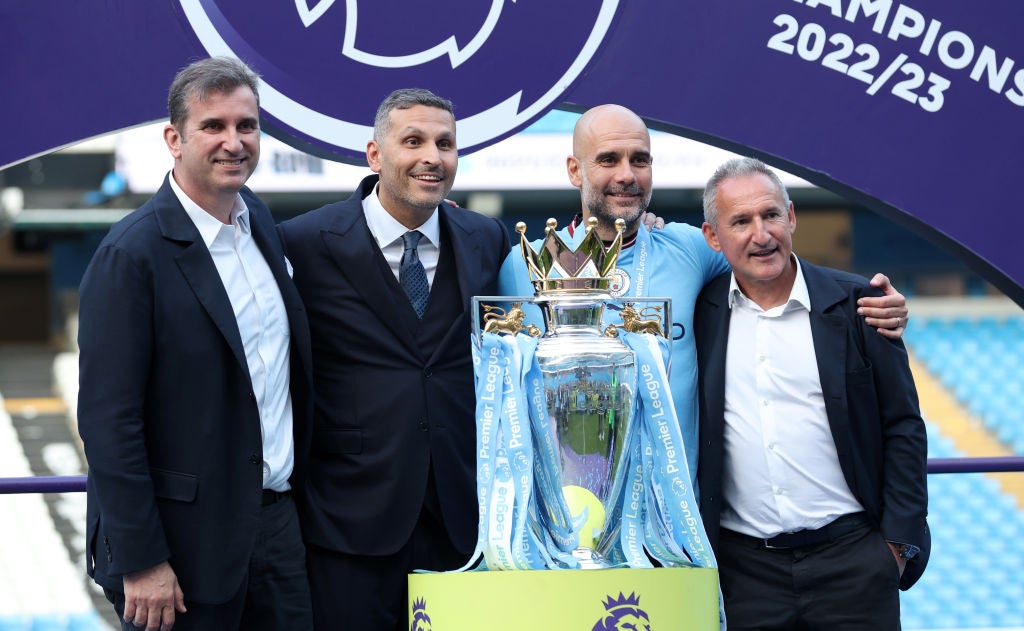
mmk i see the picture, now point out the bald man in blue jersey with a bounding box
[497,104,908,493]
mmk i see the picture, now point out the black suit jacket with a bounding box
[694,259,930,589]
[277,174,510,556]
[77,177,313,603]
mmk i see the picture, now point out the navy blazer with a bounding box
[694,259,929,589]
[278,174,510,556]
[78,177,313,603]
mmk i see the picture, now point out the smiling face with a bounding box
[164,85,260,221]
[568,105,653,240]
[366,104,457,228]
[702,172,797,307]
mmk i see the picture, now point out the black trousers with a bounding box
[305,474,470,631]
[108,494,313,630]
[718,521,902,631]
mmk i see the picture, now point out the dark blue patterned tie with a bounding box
[400,230,429,318]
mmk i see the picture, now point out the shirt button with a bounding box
[249,453,261,465]
[423,368,433,378]
[418,420,429,431]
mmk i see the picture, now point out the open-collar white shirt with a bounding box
[719,256,862,538]
[170,172,294,492]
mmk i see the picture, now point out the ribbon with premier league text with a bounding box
[464,330,718,575]
[457,333,578,572]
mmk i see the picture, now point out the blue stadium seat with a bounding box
[898,312,1024,630]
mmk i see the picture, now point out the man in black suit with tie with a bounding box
[77,57,314,630]
[278,88,510,630]
[694,157,929,630]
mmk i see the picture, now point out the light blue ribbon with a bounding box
[470,329,717,569]
[620,332,716,569]
[455,334,507,572]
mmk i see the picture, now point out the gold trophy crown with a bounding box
[516,217,625,293]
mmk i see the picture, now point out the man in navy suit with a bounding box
[277,89,510,630]
[77,57,314,630]
[694,157,929,630]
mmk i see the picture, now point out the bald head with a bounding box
[567,105,653,239]
[572,104,650,156]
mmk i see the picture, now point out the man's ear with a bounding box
[701,222,722,252]
[164,124,182,160]
[366,140,382,174]
[567,155,583,189]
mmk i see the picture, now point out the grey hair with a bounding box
[372,88,454,143]
[167,57,260,129]
[702,157,791,227]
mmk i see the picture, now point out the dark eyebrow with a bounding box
[195,116,259,127]
[398,125,424,136]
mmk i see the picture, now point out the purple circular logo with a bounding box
[176,0,621,162]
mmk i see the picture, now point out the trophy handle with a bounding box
[472,297,543,345]
[606,300,671,338]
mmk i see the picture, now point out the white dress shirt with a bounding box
[170,173,294,492]
[362,185,441,288]
[719,256,863,538]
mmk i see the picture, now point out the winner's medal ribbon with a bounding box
[500,335,553,570]
[623,332,726,630]
[518,334,580,567]
[474,332,574,570]
[622,331,716,569]
[456,333,507,572]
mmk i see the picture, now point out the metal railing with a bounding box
[1,457,1022,494]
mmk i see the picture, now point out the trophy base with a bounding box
[408,567,719,630]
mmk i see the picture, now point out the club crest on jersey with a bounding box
[608,268,631,297]
[175,0,621,162]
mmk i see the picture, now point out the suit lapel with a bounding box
[701,278,730,444]
[441,204,481,310]
[320,190,417,348]
[803,260,852,440]
[153,179,250,379]
[423,205,481,365]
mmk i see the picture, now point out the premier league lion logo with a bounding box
[175,0,621,162]
[410,597,433,631]
[592,592,653,631]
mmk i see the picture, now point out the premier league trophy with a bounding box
[523,218,641,567]
[470,217,671,569]
[420,217,722,631]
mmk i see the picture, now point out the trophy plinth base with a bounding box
[572,546,610,569]
[408,567,718,630]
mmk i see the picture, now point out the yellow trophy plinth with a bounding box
[408,567,718,630]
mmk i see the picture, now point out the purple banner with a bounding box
[1,0,1022,302]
